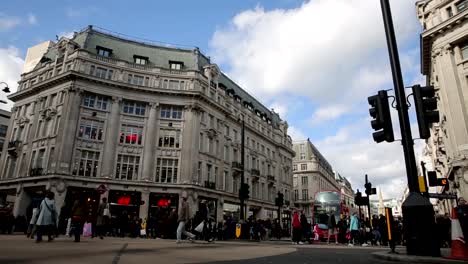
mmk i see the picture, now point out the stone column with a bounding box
[101,97,121,178]
[139,190,150,219]
[12,186,30,218]
[141,102,159,181]
[51,182,67,220]
[56,85,82,174]
[438,47,468,152]
[179,105,201,184]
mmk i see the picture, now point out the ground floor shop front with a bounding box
[0,176,283,230]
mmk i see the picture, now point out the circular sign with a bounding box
[96,184,107,194]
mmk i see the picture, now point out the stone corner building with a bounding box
[0,26,294,223]
[417,0,468,212]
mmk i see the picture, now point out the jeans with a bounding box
[72,221,83,242]
[177,221,194,241]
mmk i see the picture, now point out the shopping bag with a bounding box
[195,221,204,233]
[66,218,72,236]
[83,222,92,237]
[103,204,111,217]
[140,229,147,236]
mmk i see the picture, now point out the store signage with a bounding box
[157,199,171,207]
[117,196,131,205]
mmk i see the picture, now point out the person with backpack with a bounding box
[35,192,57,242]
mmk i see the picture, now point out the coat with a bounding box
[350,215,359,231]
[30,208,39,225]
[96,202,108,226]
[178,200,190,222]
[292,213,301,228]
[36,198,57,226]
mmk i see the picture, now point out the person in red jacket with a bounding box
[292,211,303,245]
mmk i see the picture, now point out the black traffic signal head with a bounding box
[365,182,372,195]
[412,85,439,139]
[368,90,394,143]
[427,171,448,187]
[276,192,284,207]
[239,183,250,200]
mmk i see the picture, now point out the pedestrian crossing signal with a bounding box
[427,171,448,187]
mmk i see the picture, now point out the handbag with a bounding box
[103,203,111,217]
[195,221,204,233]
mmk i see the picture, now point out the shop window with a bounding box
[155,158,179,183]
[120,124,143,145]
[115,154,140,180]
[72,150,100,177]
[158,129,181,148]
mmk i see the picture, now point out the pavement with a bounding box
[0,235,461,264]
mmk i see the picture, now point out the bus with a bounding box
[312,190,357,223]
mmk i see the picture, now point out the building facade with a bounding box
[0,109,11,161]
[292,139,340,220]
[0,26,294,223]
[417,0,468,207]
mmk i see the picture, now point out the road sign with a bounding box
[96,184,107,194]
[428,193,457,199]
[235,223,241,238]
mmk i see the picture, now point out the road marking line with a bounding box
[112,243,128,264]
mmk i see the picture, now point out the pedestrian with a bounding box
[176,195,195,243]
[292,211,303,245]
[96,197,110,239]
[337,215,347,244]
[27,206,39,239]
[70,200,86,242]
[349,213,359,246]
[327,212,338,245]
[35,192,58,243]
[300,213,310,243]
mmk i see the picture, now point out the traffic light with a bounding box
[412,85,439,139]
[427,171,448,187]
[354,190,362,206]
[239,183,250,200]
[368,90,394,143]
[275,192,284,207]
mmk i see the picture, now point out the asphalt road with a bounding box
[0,235,396,264]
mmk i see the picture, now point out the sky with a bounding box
[0,0,427,199]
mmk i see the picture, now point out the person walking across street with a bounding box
[300,213,310,243]
[292,211,303,245]
[70,200,86,242]
[176,195,195,243]
[96,197,110,239]
[27,206,39,239]
[349,213,359,246]
[327,212,338,245]
[35,192,58,243]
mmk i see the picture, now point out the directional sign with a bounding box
[428,193,457,199]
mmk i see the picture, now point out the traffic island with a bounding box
[372,251,467,264]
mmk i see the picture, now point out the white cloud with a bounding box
[210,0,419,104]
[0,47,24,110]
[58,31,75,39]
[289,126,307,141]
[310,104,349,124]
[65,7,98,18]
[0,14,21,31]
[269,101,288,119]
[0,13,38,31]
[27,14,37,25]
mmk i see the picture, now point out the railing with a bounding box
[30,167,44,176]
[232,161,242,170]
[8,140,21,149]
[251,169,260,176]
[204,181,216,190]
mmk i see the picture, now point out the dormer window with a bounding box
[134,55,149,65]
[96,46,112,57]
[169,61,183,70]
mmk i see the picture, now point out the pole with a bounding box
[240,118,245,222]
[379,0,439,256]
[380,0,418,192]
[365,174,372,227]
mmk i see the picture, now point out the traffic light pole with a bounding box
[240,118,245,222]
[379,0,439,256]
